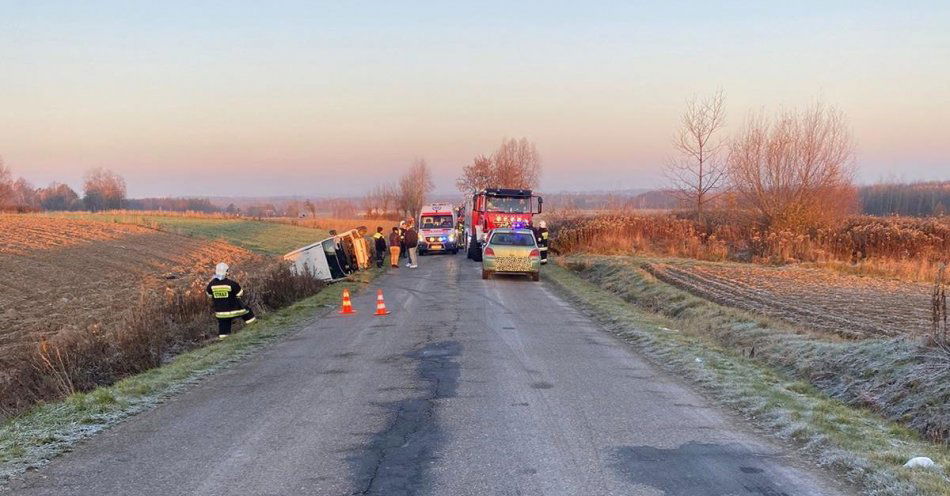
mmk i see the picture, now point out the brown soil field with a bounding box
[0,215,152,255]
[644,260,933,339]
[0,214,260,350]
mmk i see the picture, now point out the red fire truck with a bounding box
[464,188,543,261]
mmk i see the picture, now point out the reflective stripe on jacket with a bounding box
[215,308,249,318]
[205,277,247,318]
[373,232,387,252]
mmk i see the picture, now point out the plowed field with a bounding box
[645,260,933,339]
[0,214,261,350]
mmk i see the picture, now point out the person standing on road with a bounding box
[372,226,387,268]
[388,226,402,268]
[536,220,550,264]
[205,262,255,339]
[398,221,408,260]
[404,221,419,269]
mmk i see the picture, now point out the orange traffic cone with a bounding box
[374,289,390,316]
[339,288,356,315]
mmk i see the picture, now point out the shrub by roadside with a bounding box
[550,214,950,282]
[0,261,322,418]
[547,259,950,496]
[0,270,375,485]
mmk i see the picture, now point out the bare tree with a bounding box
[492,137,541,189]
[456,154,495,192]
[303,199,317,217]
[38,182,82,211]
[82,167,127,211]
[728,102,856,230]
[0,157,13,208]
[361,189,378,218]
[399,158,435,218]
[329,198,356,218]
[456,138,542,192]
[664,90,729,217]
[381,183,399,217]
[361,183,401,218]
[284,200,302,218]
[11,178,38,210]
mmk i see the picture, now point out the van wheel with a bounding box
[482,269,491,280]
[531,272,540,282]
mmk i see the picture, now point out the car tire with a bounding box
[482,269,491,280]
[531,272,540,282]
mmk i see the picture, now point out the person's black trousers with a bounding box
[375,250,385,268]
[217,308,256,335]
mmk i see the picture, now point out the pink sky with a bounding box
[2,2,948,197]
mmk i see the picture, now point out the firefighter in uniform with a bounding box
[205,262,255,339]
[536,220,550,264]
[372,226,387,268]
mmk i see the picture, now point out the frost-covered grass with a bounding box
[563,256,949,441]
[0,270,377,486]
[547,260,950,496]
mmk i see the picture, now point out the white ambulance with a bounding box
[417,203,460,255]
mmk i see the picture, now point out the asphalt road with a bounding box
[10,255,849,496]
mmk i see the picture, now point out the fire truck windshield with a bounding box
[485,197,530,213]
[421,215,453,229]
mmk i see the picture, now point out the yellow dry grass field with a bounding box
[0,214,261,351]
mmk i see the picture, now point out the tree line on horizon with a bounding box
[0,158,369,218]
[2,133,944,219]
[547,181,948,218]
[0,161,129,213]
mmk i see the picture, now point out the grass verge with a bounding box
[0,269,378,485]
[545,260,949,496]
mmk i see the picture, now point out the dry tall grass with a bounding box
[0,261,322,418]
[552,213,950,282]
[933,265,949,355]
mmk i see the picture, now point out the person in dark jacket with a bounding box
[404,221,420,268]
[398,221,407,259]
[536,220,550,264]
[205,262,255,339]
[388,226,401,268]
[372,226,387,268]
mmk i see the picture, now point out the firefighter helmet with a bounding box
[215,262,229,277]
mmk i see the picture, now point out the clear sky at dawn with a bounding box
[1,1,948,197]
